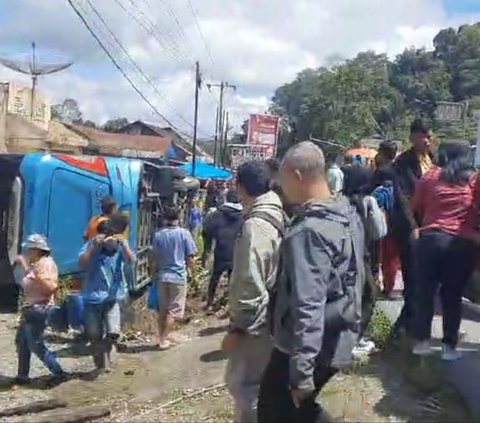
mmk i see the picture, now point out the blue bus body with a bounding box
[0,152,188,303]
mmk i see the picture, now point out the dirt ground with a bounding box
[0,285,473,423]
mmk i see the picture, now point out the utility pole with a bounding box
[474,109,480,167]
[192,61,201,177]
[0,83,7,153]
[222,111,229,165]
[206,81,236,165]
[213,106,219,166]
[463,100,470,139]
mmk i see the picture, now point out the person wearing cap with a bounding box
[84,195,118,241]
[14,234,65,384]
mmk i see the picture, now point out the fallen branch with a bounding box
[0,399,67,417]
[16,405,110,423]
[131,383,227,419]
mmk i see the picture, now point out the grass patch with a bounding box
[365,306,393,351]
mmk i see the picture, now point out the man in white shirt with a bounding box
[327,156,344,195]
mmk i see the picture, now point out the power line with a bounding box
[158,0,191,49]
[83,0,196,130]
[186,0,215,68]
[66,0,184,132]
[111,0,188,65]
[119,0,220,139]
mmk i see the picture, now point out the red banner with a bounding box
[247,114,280,158]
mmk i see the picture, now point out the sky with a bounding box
[0,0,479,137]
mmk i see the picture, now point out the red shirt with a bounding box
[412,167,479,237]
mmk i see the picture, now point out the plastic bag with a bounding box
[147,282,159,311]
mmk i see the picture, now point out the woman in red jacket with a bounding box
[411,140,478,361]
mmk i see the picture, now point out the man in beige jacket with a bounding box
[222,160,285,423]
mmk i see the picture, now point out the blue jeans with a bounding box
[16,304,63,379]
[84,302,121,369]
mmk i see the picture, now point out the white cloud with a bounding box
[0,0,478,134]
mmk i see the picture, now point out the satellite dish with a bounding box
[0,42,73,118]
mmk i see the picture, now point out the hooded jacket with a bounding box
[272,195,365,391]
[203,202,244,270]
[229,191,284,336]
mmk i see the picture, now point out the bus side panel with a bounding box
[105,158,143,292]
[48,169,110,275]
[20,154,54,243]
[20,154,112,278]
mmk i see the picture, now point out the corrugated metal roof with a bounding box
[69,124,171,156]
[130,120,210,158]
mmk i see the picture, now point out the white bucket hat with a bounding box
[23,234,51,252]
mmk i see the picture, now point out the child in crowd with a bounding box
[14,234,64,384]
[79,213,135,370]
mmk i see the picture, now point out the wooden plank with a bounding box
[0,399,67,417]
[17,405,110,423]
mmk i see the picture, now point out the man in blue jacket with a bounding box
[258,142,365,423]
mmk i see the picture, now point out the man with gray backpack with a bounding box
[222,160,286,423]
[258,142,366,423]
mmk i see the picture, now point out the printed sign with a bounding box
[229,144,271,170]
[435,101,465,122]
[247,114,280,158]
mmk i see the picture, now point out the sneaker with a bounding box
[412,340,433,356]
[441,345,462,361]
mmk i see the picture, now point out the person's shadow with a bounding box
[200,349,228,363]
[0,369,101,391]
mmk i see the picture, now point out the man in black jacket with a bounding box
[393,118,435,336]
[394,119,435,199]
[258,142,364,423]
[203,190,244,309]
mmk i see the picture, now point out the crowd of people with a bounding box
[11,116,480,423]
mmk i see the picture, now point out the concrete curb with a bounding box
[376,300,480,419]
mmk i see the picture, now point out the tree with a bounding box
[271,21,480,147]
[389,48,452,120]
[83,120,97,128]
[51,98,83,124]
[434,23,480,101]
[272,52,403,144]
[102,117,129,133]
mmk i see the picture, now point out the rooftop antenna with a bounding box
[0,42,73,119]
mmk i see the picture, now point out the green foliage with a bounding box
[103,117,130,133]
[272,22,480,149]
[56,275,74,302]
[365,306,392,351]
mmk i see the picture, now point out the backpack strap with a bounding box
[247,209,286,237]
